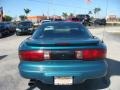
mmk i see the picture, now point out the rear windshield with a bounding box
[32,22,92,39]
[18,22,33,27]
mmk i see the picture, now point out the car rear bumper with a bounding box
[19,60,108,84]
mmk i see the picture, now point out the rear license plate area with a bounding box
[54,77,73,85]
[50,51,75,60]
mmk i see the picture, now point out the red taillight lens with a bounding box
[76,49,106,61]
[19,50,44,61]
[19,49,106,61]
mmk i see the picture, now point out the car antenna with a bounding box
[102,0,108,42]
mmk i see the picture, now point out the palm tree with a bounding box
[62,12,68,20]
[88,11,92,15]
[69,13,74,17]
[24,8,31,17]
[93,8,101,18]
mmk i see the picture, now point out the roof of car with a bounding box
[42,21,81,25]
[42,20,51,21]
[20,21,32,23]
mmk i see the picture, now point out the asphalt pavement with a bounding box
[0,26,120,90]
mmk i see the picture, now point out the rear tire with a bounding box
[84,67,110,89]
[28,79,36,87]
[102,66,110,86]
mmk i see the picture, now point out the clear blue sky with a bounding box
[0,0,120,18]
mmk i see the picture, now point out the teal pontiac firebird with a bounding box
[18,21,107,86]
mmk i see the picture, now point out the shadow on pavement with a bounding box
[106,58,120,77]
[0,55,8,60]
[26,58,120,90]
[27,81,87,90]
[0,32,15,39]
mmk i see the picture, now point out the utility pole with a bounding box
[106,0,109,19]
[47,1,50,19]
[0,7,3,22]
[102,0,109,41]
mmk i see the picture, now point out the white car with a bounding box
[41,20,51,25]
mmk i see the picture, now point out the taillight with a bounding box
[19,50,50,61]
[76,49,106,61]
[19,49,106,61]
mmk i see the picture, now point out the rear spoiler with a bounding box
[26,39,100,47]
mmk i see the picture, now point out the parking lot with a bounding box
[0,26,120,90]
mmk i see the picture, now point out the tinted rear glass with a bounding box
[32,22,92,39]
[18,22,32,27]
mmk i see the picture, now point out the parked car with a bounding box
[33,23,39,31]
[66,17,80,22]
[5,22,16,33]
[76,14,91,26]
[0,22,10,38]
[16,21,34,36]
[53,19,63,21]
[94,19,106,25]
[40,20,51,25]
[18,22,107,86]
